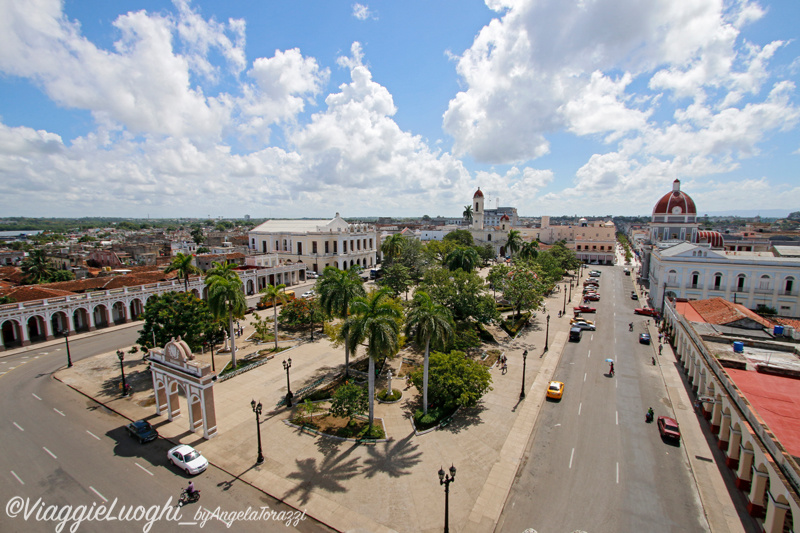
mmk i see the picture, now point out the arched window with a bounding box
[785,277,795,295]
[736,274,746,292]
[667,270,678,285]
[713,273,723,290]
[758,275,770,290]
[691,271,700,288]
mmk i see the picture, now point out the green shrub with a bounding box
[378,388,401,402]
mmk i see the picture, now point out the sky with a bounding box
[0,0,798,220]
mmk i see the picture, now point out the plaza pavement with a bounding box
[7,264,745,533]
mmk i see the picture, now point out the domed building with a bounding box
[650,179,699,243]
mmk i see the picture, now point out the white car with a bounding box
[301,290,316,299]
[168,444,208,475]
[571,321,596,331]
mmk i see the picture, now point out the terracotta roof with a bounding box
[0,266,25,285]
[0,285,78,302]
[473,188,484,198]
[685,297,772,328]
[695,230,724,248]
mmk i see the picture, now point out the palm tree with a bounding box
[164,252,201,292]
[380,233,406,265]
[463,205,473,224]
[505,229,523,259]
[518,240,540,261]
[343,288,402,431]
[445,247,480,273]
[204,261,246,368]
[21,249,55,284]
[318,267,366,376]
[405,291,454,415]
[259,283,288,349]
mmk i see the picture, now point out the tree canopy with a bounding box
[136,291,220,352]
[409,350,492,411]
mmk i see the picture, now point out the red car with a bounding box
[657,416,681,442]
[574,305,596,313]
[583,280,599,287]
[634,308,659,317]
[584,294,600,301]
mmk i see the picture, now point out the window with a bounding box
[488,234,492,241]
[343,241,347,253]
[312,241,317,254]
[262,241,267,253]
[691,272,699,288]
[737,275,746,291]
[333,242,338,253]
[369,238,373,249]
[759,275,770,290]
[576,245,581,250]
[275,240,279,251]
[785,277,795,294]
[325,242,329,254]
[297,242,302,255]
[667,270,678,285]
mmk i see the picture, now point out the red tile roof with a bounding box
[0,285,77,302]
[683,297,772,328]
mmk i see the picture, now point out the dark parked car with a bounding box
[631,292,639,300]
[126,420,158,443]
[585,294,600,301]
[657,416,681,442]
[639,333,651,344]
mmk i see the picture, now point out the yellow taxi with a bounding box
[570,317,594,326]
[546,381,564,400]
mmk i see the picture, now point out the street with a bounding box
[497,264,708,532]
[0,309,333,533]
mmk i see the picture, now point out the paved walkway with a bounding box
[8,266,747,533]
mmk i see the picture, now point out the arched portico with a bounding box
[93,304,110,328]
[73,308,90,332]
[130,299,144,321]
[27,315,48,342]
[1,319,24,349]
[112,301,127,324]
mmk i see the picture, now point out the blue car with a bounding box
[126,420,158,443]
[639,333,651,345]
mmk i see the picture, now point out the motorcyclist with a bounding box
[187,481,196,496]
[629,322,633,331]
[646,407,654,422]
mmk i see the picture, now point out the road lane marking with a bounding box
[616,462,620,484]
[43,447,57,459]
[616,411,619,425]
[90,486,108,502]
[578,403,582,416]
[13,422,24,431]
[569,448,575,469]
[135,463,154,476]
[588,350,591,358]
[32,393,41,400]
[584,373,587,382]
[53,408,65,417]
[86,430,100,440]
[11,471,24,485]
[591,334,594,341]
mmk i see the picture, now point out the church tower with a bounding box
[472,188,485,230]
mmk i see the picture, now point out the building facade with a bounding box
[248,214,378,273]
[649,242,800,317]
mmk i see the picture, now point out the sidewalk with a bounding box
[52,283,576,533]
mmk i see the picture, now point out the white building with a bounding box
[648,242,800,317]
[248,214,378,273]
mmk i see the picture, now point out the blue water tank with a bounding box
[733,341,744,353]
[774,325,784,336]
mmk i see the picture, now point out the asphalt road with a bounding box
[497,265,708,533]
[0,324,334,533]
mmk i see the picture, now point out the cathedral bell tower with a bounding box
[472,188,485,230]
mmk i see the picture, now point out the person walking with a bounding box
[502,361,508,375]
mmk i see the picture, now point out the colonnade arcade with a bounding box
[663,300,800,532]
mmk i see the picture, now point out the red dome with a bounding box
[653,179,696,216]
[473,188,484,198]
[695,231,724,248]
[501,214,510,221]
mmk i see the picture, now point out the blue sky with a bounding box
[0,0,798,219]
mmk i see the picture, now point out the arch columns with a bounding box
[726,429,742,468]
[746,470,768,517]
[736,448,754,490]
[718,414,731,450]
[762,494,790,533]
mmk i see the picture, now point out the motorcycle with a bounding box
[179,489,200,506]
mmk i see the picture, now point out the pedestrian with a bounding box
[659,332,663,343]
[502,361,508,375]
[659,344,663,355]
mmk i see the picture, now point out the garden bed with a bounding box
[411,405,459,433]
[288,413,386,440]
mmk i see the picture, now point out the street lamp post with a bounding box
[438,465,456,533]
[568,283,572,303]
[283,358,293,407]
[520,350,528,399]
[562,284,567,315]
[544,315,550,352]
[116,350,128,396]
[59,329,72,368]
[251,399,264,464]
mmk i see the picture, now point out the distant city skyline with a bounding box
[0,0,798,219]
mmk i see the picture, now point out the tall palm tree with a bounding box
[380,233,406,265]
[405,291,454,415]
[318,267,366,376]
[505,229,523,259]
[463,205,473,224]
[343,288,402,431]
[164,252,201,292]
[259,283,288,349]
[518,240,540,261]
[204,261,246,368]
[21,249,55,284]
[445,247,480,273]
